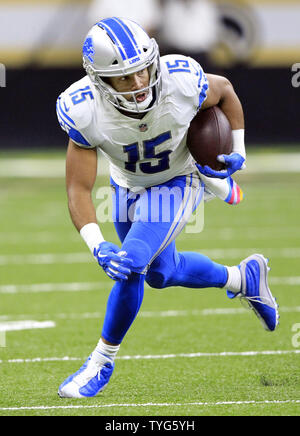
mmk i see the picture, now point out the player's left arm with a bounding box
[199,74,246,178]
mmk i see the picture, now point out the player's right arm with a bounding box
[66,138,98,232]
[197,73,246,179]
[65,138,133,282]
[58,81,132,280]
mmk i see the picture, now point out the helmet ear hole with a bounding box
[112,59,118,65]
[101,77,111,85]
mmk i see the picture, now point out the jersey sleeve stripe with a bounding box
[198,74,209,109]
[57,97,76,126]
[56,101,66,127]
[56,101,92,147]
[68,128,92,147]
[198,82,208,108]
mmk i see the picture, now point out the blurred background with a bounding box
[0,0,299,150]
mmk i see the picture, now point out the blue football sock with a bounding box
[169,251,228,289]
[101,273,145,344]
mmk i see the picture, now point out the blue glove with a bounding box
[196,153,246,179]
[93,241,133,281]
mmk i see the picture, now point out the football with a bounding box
[187,106,233,170]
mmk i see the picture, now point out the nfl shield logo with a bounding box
[139,123,148,132]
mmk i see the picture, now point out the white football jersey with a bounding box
[56,54,209,189]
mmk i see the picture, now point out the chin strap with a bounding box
[118,88,154,112]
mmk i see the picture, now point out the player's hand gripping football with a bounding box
[94,241,133,281]
[196,152,246,179]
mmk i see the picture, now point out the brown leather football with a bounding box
[187,106,233,170]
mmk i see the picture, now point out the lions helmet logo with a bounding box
[83,37,95,64]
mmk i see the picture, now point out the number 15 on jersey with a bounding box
[123,131,172,174]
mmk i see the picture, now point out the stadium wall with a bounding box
[0,0,299,149]
[0,66,298,150]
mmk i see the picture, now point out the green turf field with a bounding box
[0,150,299,416]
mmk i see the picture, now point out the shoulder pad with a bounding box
[56,77,97,147]
[57,77,94,130]
[161,54,208,108]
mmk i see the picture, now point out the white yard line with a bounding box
[1,153,300,178]
[0,276,299,295]
[0,399,299,412]
[0,252,91,266]
[0,232,78,244]
[0,320,55,332]
[0,282,105,294]
[1,349,299,365]
[1,227,300,245]
[0,158,68,178]
[0,306,299,322]
[1,247,300,267]
[0,157,106,178]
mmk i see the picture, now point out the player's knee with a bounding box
[121,238,152,273]
[145,270,168,289]
[145,257,173,289]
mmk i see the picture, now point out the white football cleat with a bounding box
[58,355,114,398]
[227,254,279,331]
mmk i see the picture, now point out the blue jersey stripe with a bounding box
[68,128,92,147]
[198,81,209,109]
[56,101,71,128]
[197,69,203,88]
[57,97,76,126]
[56,102,92,147]
[99,17,139,60]
[156,174,194,256]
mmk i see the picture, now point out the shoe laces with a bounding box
[74,360,100,386]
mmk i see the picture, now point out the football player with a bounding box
[56,18,279,398]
